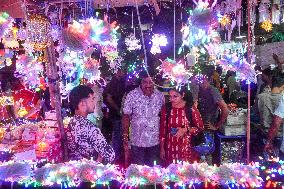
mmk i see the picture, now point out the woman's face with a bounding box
[169,90,184,105]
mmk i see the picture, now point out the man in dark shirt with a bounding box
[67,85,115,163]
[103,69,126,164]
[198,68,229,165]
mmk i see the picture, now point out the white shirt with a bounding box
[123,87,165,147]
[274,95,284,153]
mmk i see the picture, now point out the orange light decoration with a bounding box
[26,14,51,51]
[38,141,49,152]
[261,20,273,32]
[220,15,231,26]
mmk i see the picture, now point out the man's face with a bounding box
[140,77,154,96]
[81,93,96,114]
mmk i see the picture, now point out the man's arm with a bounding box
[265,95,284,152]
[215,100,229,129]
[90,127,115,163]
[265,115,284,152]
[122,114,130,140]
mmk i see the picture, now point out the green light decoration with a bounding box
[272,32,284,42]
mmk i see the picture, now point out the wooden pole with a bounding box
[247,0,251,164]
[46,41,68,161]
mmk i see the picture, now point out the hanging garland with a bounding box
[0,12,14,38]
[0,160,263,188]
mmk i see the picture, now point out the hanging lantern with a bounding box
[26,14,51,51]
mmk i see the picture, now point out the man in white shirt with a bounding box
[264,94,284,158]
[122,72,165,166]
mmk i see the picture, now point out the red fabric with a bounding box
[36,138,63,163]
[12,86,40,119]
[0,106,9,120]
[160,105,204,165]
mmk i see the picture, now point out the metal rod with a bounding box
[246,0,251,164]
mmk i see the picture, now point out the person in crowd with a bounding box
[273,53,284,72]
[198,67,229,164]
[122,71,165,166]
[104,69,126,164]
[87,84,104,130]
[262,73,284,159]
[226,71,240,102]
[11,78,41,121]
[258,74,284,137]
[67,85,115,163]
[259,67,273,94]
[160,87,204,165]
[264,95,284,159]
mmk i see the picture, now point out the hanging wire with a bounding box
[134,0,174,89]
[174,0,176,61]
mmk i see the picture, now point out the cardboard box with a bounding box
[221,124,246,136]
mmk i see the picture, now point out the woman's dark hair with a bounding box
[272,73,284,88]
[69,85,94,112]
[169,86,193,107]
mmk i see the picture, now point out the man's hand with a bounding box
[175,128,187,139]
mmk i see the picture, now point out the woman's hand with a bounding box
[175,127,187,139]
[204,122,218,131]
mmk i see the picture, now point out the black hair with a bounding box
[138,70,153,84]
[201,65,215,79]
[272,73,284,88]
[261,67,273,77]
[169,85,194,107]
[69,85,94,112]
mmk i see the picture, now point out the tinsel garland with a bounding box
[0,160,264,188]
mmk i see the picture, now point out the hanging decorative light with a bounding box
[26,14,51,51]
[261,20,273,32]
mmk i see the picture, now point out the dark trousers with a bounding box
[111,119,123,164]
[131,145,160,166]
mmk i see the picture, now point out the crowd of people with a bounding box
[65,62,284,166]
[1,59,284,167]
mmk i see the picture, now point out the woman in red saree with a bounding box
[160,87,204,165]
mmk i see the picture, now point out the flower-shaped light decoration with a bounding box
[15,54,44,89]
[218,14,231,27]
[159,58,192,86]
[0,12,14,38]
[0,49,13,69]
[180,0,219,52]
[83,57,101,83]
[64,16,119,50]
[150,34,168,55]
[125,33,141,51]
[261,20,273,32]
[26,14,51,51]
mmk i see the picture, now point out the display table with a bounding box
[216,133,246,165]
